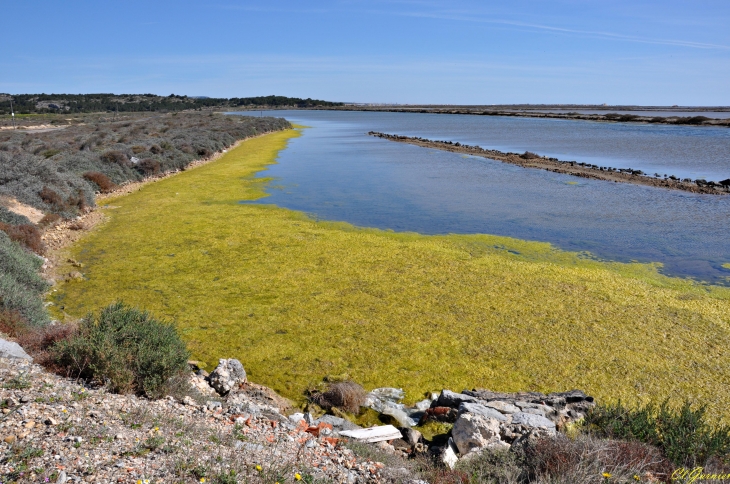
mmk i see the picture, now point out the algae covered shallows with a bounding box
[51,128,730,422]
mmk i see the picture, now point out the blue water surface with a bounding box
[231,110,730,284]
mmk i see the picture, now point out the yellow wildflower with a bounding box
[255,465,262,472]
[295,474,302,481]
[200,479,205,483]
[602,472,612,479]
[633,476,640,481]
[137,481,142,484]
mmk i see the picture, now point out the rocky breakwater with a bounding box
[353,386,594,469]
[423,389,594,467]
[369,131,730,195]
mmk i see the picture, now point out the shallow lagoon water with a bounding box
[232,110,730,284]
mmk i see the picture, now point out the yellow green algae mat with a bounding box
[51,128,730,418]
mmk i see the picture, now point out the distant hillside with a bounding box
[0,94,341,114]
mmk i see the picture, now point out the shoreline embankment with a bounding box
[323,105,730,128]
[369,131,730,195]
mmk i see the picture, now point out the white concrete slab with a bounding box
[340,425,402,443]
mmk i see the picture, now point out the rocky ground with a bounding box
[0,339,605,484]
[0,356,395,484]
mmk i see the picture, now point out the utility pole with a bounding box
[9,98,16,129]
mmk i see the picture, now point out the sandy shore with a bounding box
[369,132,730,195]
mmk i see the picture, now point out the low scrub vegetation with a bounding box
[82,171,117,193]
[350,423,728,483]
[0,112,290,217]
[0,222,43,254]
[520,151,540,160]
[0,231,48,328]
[53,302,190,398]
[585,400,730,467]
[0,206,31,226]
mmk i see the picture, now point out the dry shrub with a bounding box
[0,307,76,370]
[137,158,161,176]
[427,469,470,484]
[16,323,77,369]
[39,186,66,210]
[454,447,523,484]
[100,150,131,167]
[585,399,730,467]
[65,190,87,211]
[131,145,146,154]
[0,309,26,337]
[521,151,541,160]
[309,380,366,413]
[39,213,62,227]
[524,434,673,483]
[67,221,85,231]
[197,147,213,158]
[0,222,44,254]
[149,145,163,154]
[83,171,117,193]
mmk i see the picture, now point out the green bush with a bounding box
[53,302,190,398]
[584,399,730,467]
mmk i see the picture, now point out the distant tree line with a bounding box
[0,93,341,115]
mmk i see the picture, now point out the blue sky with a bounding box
[2,1,729,105]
